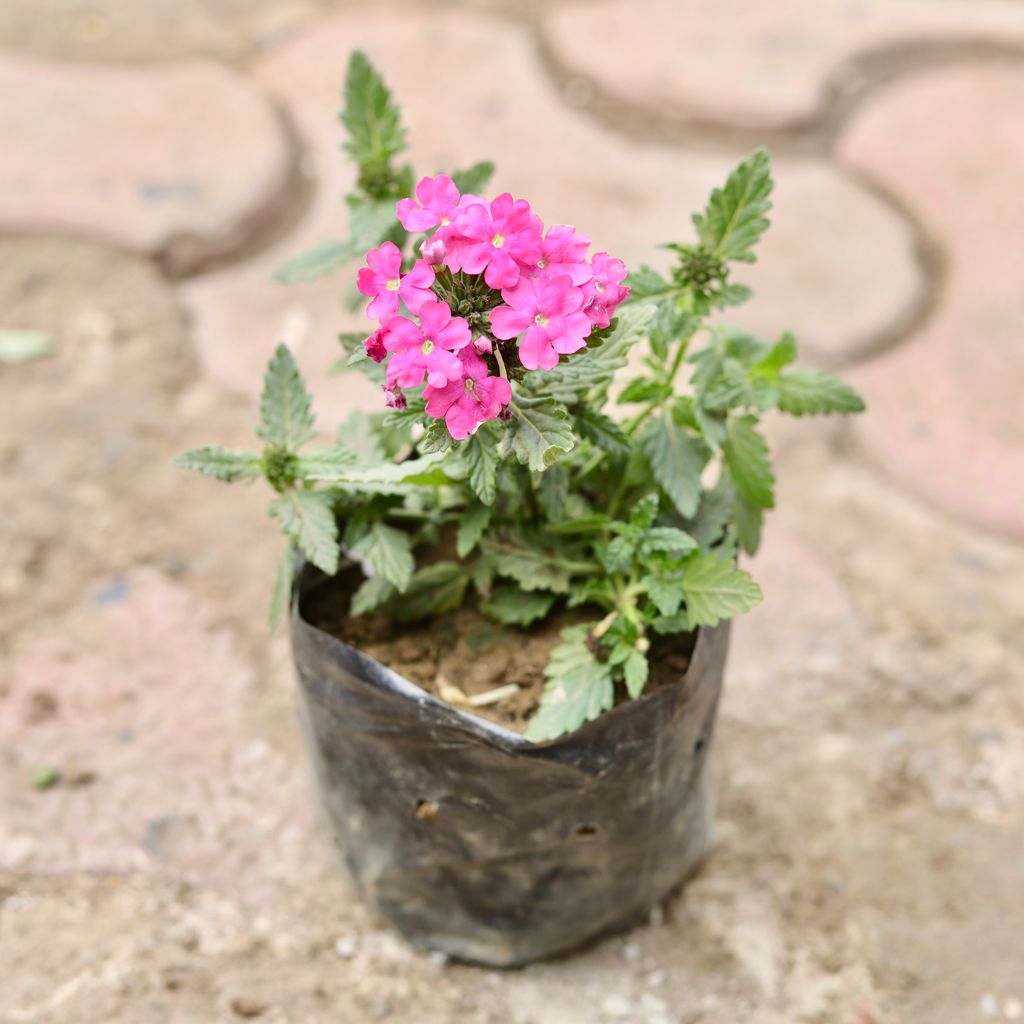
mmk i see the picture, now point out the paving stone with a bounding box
[0,568,321,900]
[0,54,291,271]
[181,8,919,421]
[542,0,1024,130]
[0,0,320,62]
[838,65,1024,539]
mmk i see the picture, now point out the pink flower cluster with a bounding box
[356,174,629,439]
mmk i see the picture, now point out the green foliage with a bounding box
[525,626,614,742]
[173,447,262,483]
[177,55,867,740]
[693,148,773,263]
[341,50,407,187]
[257,345,317,451]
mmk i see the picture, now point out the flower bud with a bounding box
[383,386,407,410]
[364,327,388,363]
[474,335,493,355]
[419,236,447,267]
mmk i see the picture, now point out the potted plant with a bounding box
[176,53,864,967]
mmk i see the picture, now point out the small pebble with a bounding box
[646,969,667,988]
[980,994,999,1017]
[334,934,358,959]
[600,993,632,1019]
[620,941,641,962]
[1005,997,1023,1020]
[428,950,450,967]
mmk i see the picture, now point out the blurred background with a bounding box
[1,2,1022,1022]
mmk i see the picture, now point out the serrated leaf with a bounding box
[464,428,499,504]
[618,376,670,405]
[776,370,866,416]
[483,537,573,593]
[624,265,673,303]
[341,51,406,171]
[575,406,631,458]
[296,446,357,481]
[640,526,698,557]
[723,413,775,509]
[173,446,262,483]
[643,575,684,617]
[257,345,316,450]
[419,420,454,453]
[702,358,755,411]
[681,554,762,627]
[351,575,397,615]
[546,515,613,536]
[273,239,353,284]
[539,304,653,403]
[348,520,414,591]
[623,649,649,699]
[500,397,575,471]
[302,453,449,492]
[457,502,492,558]
[269,489,338,574]
[450,160,495,195]
[734,491,763,556]
[391,562,468,621]
[640,413,710,518]
[481,586,556,627]
[693,148,773,263]
[525,625,614,742]
[346,195,400,249]
[755,331,797,374]
[269,544,296,629]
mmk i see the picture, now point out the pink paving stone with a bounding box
[180,8,919,424]
[0,568,320,901]
[542,0,1024,131]
[839,65,1024,539]
[0,54,291,271]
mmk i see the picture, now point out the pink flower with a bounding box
[535,225,591,285]
[363,327,387,363]
[490,274,592,371]
[424,348,512,441]
[383,385,407,410]
[383,300,471,389]
[396,175,461,233]
[451,193,542,289]
[582,252,629,329]
[356,241,435,320]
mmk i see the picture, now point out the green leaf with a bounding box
[755,331,797,374]
[302,453,449,492]
[618,377,670,405]
[419,420,454,454]
[484,537,574,593]
[295,446,357,481]
[269,489,339,574]
[346,195,401,249]
[348,520,414,591]
[575,406,631,458]
[481,586,556,627]
[256,345,316,451]
[693,148,773,263]
[640,526,698,557]
[624,265,673,303]
[269,544,296,629]
[776,370,866,416]
[500,397,575,472]
[341,51,406,171]
[457,502,492,558]
[702,358,755,411]
[643,576,684,617]
[464,428,499,505]
[173,446,262,483]
[734,491,764,556]
[391,562,468,621]
[351,575,396,615]
[681,554,762,627]
[526,625,614,741]
[540,305,653,403]
[0,329,54,364]
[273,239,353,284]
[640,413,711,518]
[723,413,775,509]
[623,649,649,699]
[546,514,613,536]
[450,160,495,195]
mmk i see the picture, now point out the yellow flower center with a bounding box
[491,233,505,249]
[386,278,401,292]
[421,339,435,354]
[534,314,549,327]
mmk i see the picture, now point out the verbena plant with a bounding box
[176,53,864,741]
